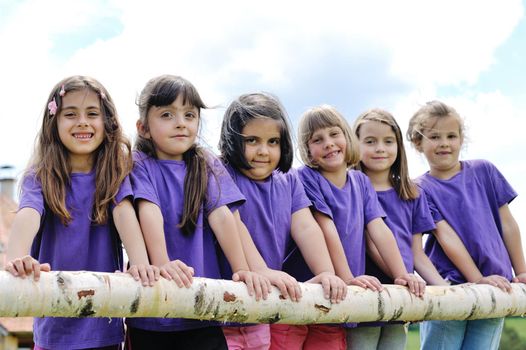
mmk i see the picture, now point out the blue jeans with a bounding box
[346,324,407,350]
[419,318,504,350]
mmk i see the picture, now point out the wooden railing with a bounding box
[1,271,525,324]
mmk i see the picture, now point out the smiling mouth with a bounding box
[73,133,94,140]
[324,150,340,159]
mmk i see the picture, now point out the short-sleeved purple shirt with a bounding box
[219,165,311,277]
[366,189,436,282]
[20,171,130,349]
[126,151,245,332]
[283,166,385,281]
[417,160,516,284]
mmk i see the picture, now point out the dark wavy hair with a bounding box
[29,75,131,225]
[135,74,208,235]
[219,92,294,173]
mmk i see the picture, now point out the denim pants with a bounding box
[419,318,504,350]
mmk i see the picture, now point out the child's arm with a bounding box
[209,205,270,300]
[314,211,382,291]
[113,199,160,286]
[433,220,511,291]
[137,200,194,287]
[4,208,50,281]
[291,208,347,303]
[411,233,448,285]
[234,211,300,301]
[367,218,426,297]
[365,232,391,276]
[499,204,526,283]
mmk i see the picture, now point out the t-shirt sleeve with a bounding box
[130,153,160,206]
[412,190,436,234]
[18,172,45,216]
[485,161,517,207]
[205,156,245,214]
[419,184,444,223]
[288,170,311,214]
[297,167,334,219]
[111,175,134,210]
[360,174,385,224]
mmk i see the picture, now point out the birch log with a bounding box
[0,271,525,324]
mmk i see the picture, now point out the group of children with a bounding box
[4,74,525,350]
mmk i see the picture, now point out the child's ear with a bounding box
[136,120,150,139]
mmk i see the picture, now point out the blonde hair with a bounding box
[353,108,418,200]
[297,105,360,168]
[406,100,465,146]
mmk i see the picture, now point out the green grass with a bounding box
[405,317,526,350]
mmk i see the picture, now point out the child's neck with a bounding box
[364,169,392,191]
[320,165,347,189]
[70,155,94,173]
[429,161,462,180]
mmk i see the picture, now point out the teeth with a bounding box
[74,134,92,139]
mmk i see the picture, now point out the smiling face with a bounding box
[140,94,199,160]
[57,88,105,172]
[240,118,282,181]
[417,115,463,179]
[358,120,398,176]
[307,126,348,175]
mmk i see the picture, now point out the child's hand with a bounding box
[394,273,426,297]
[477,275,512,292]
[127,264,160,287]
[255,268,302,302]
[5,255,50,281]
[512,272,526,284]
[233,270,272,301]
[348,275,384,292]
[306,272,347,303]
[159,260,194,288]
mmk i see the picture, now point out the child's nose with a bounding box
[173,114,186,127]
[257,144,269,155]
[77,114,89,126]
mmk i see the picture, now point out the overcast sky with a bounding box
[1,0,525,256]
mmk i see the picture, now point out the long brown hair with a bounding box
[135,74,208,235]
[30,75,132,225]
[353,108,418,200]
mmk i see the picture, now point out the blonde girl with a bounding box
[407,100,526,350]
[291,105,425,349]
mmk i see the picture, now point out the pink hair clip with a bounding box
[59,85,66,97]
[100,91,106,100]
[48,98,58,116]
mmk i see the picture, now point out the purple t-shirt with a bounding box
[283,166,385,281]
[20,171,130,349]
[219,165,311,277]
[366,189,436,282]
[417,159,516,284]
[126,151,245,332]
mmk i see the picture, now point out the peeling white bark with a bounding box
[0,271,525,323]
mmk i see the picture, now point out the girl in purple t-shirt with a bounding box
[125,76,269,350]
[352,108,447,349]
[218,93,347,350]
[407,100,526,350]
[5,76,158,350]
[295,105,426,350]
